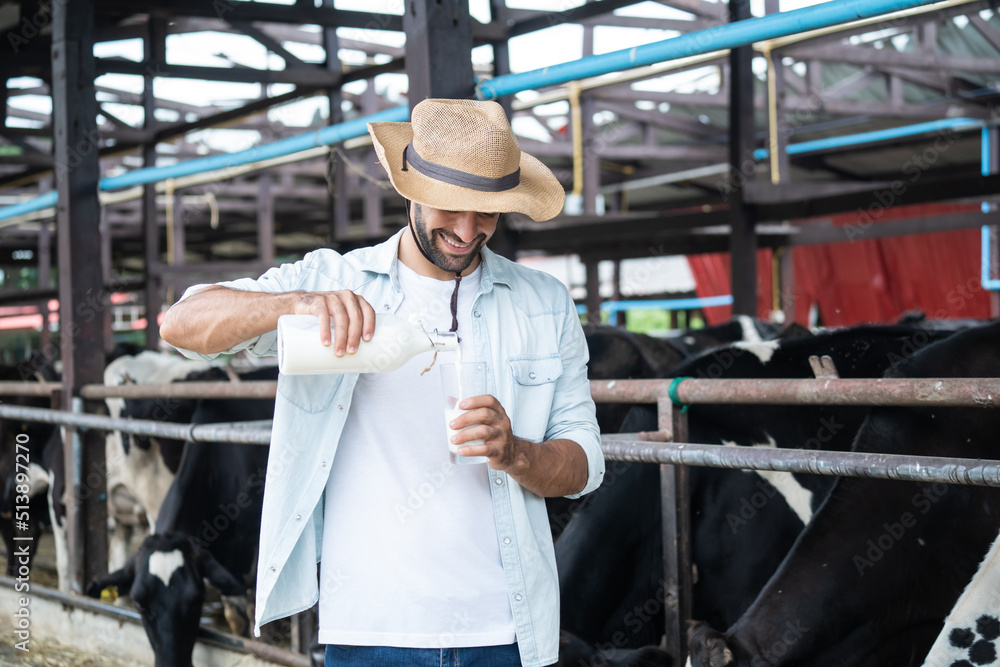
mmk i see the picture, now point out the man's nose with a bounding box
[452,212,479,241]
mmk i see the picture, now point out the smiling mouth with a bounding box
[441,235,475,251]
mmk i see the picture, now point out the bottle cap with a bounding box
[432,330,459,350]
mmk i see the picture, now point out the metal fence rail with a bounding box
[0,381,60,396]
[602,435,1000,487]
[0,404,272,445]
[79,381,278,400]
[591,377,1000,407]
[0,376,995,405]
[0,380,278,399]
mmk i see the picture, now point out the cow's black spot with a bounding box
[978,616,1000,641]
[970,639,997,665]
[953,628,977,649]
[952,661,974,667]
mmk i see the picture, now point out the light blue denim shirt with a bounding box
[173,229,604,667]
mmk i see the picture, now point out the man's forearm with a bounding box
[160,286,302,354]
[504,438,589,498]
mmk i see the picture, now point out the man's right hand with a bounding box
[293,291,377,357]
[160,286,377,357]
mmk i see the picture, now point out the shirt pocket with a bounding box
[276,374,339,414]
[508,355,563,443]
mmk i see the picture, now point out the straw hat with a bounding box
[367,99,565,222]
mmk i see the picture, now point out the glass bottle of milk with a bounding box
[277,313,459,374]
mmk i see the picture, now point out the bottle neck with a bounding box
[431,330,459,351]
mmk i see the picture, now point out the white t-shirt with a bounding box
[317,260,516,648]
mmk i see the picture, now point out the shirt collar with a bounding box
[479,245,511,292]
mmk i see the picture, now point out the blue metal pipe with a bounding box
[602,295,734,313]
[0,190,58,222]
[980,226,997,290]
[101,105,408,191]
[576,295,734,314]
[476,0,946,101]
[981,126,1000,290]
[983,126,993,177]
[984,126,993,215]
[753,118,984,160]
[0,105,409,224]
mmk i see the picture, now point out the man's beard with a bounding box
[412,205,486,275]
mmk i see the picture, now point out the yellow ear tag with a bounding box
[100,586,118,603]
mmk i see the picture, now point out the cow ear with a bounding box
[85,558,136,599]
[194,548,247,597]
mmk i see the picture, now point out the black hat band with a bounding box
[402,141,520,192]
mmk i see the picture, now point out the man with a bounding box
[160,98,604,667]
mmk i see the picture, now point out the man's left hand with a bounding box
[448,394,529,474]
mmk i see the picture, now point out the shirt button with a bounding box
[474,311,481,318]
[503,537,511,545]
[383,304,390,311]
[528,372,537,380]
[320,461,327,468]
[337,404,344,411]
[515,594,523,602]
[295,514,301,521]
[495,477,503,485]
[269,566,276,573]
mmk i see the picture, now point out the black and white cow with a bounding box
[920,527,1000,667]
[103,351,212,572]
[556,324,956,657]
[86,531,247,667]
[687,321,1000,667]
[88,365,276,664]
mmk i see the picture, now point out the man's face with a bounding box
[412,203,500,275]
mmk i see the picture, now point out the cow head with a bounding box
[86,532,246,667]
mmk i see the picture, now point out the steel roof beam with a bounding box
[505,0,653,39]
[225,19,315,70]
[96,0,403,31]
[784,42,1000,74]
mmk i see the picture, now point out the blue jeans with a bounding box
[324,643,522,667]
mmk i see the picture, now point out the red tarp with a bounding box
[688,203,992,327]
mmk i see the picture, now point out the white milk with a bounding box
[444,407,485,460]
[454,344,464,398]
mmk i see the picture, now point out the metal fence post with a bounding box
[659,396,692,662]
